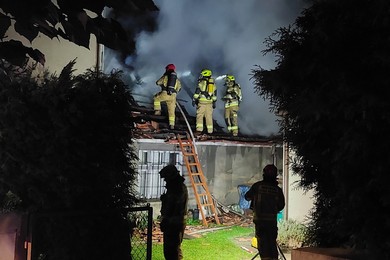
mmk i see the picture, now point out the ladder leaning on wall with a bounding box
[174,101,220,226]
[176,132,220,226]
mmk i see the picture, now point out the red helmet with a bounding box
[263,164,278,179]
[165,64,176,71]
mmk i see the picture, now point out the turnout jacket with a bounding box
[156,70,181,94]
[193,77,217,104]
[223,81,242,108]
[244,180,285,224]
[160,178,188,231]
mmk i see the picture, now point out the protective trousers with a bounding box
[255,222,279,260]
[224,104,239,136]
[163,226,185,260]
[196,102,213,134]
[153,91,176,127]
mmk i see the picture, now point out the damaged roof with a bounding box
[129,96,282,145]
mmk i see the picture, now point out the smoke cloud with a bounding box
[104,0,306,136]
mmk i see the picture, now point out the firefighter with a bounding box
[192,69,217,136]
[244,164,285,260]
[159,164,188,260]
[222,75,242,136]
[154,64,182,130]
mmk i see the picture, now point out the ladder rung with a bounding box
[188,162,199,166]
[176,132,220,226]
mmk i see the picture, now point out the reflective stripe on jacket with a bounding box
[224,100,240,108]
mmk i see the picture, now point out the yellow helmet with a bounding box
[226,75,235,82]
[201,69,212,77]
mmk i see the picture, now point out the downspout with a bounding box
[96,43,104,72]
[277,109,289,221]
[283,140,289,220]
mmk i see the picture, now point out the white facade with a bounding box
[283,146,314,223]
[5,21,100,76]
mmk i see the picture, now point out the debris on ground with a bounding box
[142,210,254,244]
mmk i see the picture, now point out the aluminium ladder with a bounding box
[176,133,220,226]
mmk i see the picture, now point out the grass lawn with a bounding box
[152,225,256,260]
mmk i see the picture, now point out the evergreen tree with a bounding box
[0,61,140,259]
[251,0,390,257]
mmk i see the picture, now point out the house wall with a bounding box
[194,142,282,209]
[287,172,314,223]
[136,139,315,223]
[31,34,100,76]
[5,19,100,76]
[286,149,315,223]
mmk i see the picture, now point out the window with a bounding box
[137,150,183,199]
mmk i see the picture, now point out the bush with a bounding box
[277,219,308,249]
[0,61,139,259]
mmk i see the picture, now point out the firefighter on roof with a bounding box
[154,64,182,130]
[192,69,217,135]
[222,75,242,136]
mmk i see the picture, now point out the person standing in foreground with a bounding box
[244,164,285,260]
[192,69,217,136]
[159,164,188,260]
[154,64,182,130]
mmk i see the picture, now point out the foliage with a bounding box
[153,226,254,260]
[277,219,308,249]
[0,0,158,67]
[0,191,21,213]
[186,218,202,226]
[251,0,390,258]
[0,61,140,259]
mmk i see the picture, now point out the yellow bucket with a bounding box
[251,237,258,249]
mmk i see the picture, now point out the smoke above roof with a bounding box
[104,0,306,137]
